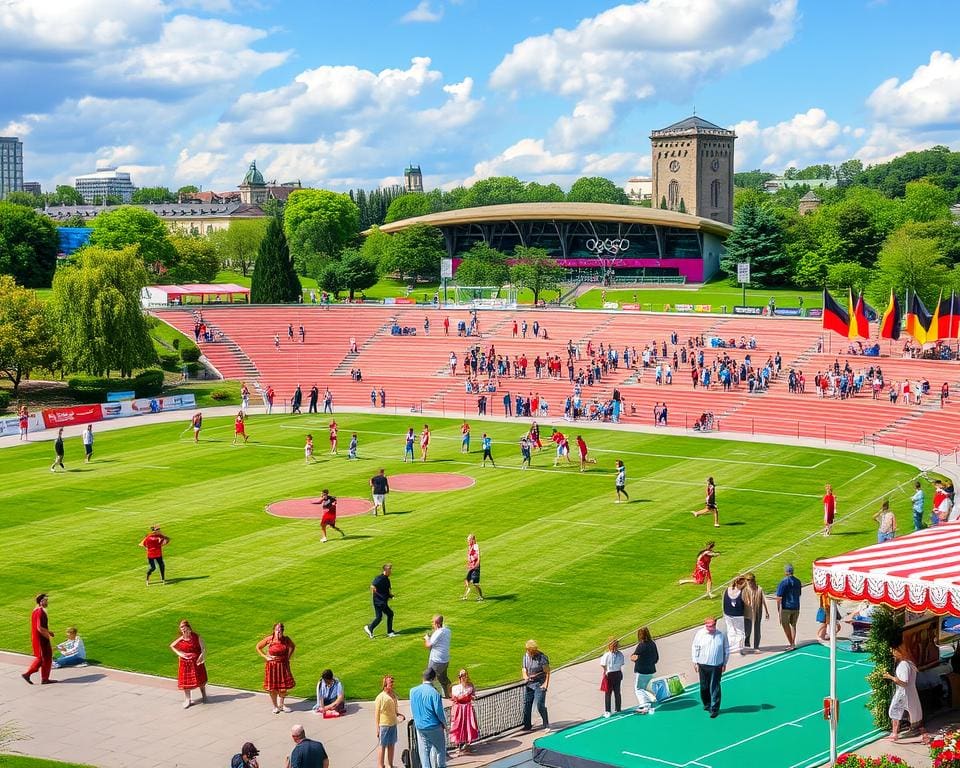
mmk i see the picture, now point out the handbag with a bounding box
[599,672,609,692]
[816,607,826,623]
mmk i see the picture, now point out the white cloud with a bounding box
[415,78,483,131]
[867,51,960,130]
[465,139,578,185]
[491,0,797,149]
[401,1,443,23]
[582,151,648,176]
[732,108,851,171]
[854,125,938,167]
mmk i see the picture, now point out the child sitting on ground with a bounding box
[53,626,86,668]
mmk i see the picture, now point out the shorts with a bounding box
[466,567,481,584]
[482,449,493,460]
[379,725,398,746]
[780,608,799,630]
[373,494,385,506]
[321,513,337,526]
[615,484,625,491]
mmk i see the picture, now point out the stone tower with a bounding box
[239,160,267,204]
[650,116,736,224]
[404,164,423,194]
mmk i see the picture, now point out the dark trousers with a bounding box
[147,557,166,580]
[604,671,623,713]
[522,682,548,729]
[308,400,318,413]
[744,615,761,648]
[698,664,723,714]
[369,602,394,633]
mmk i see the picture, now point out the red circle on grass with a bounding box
[266,496,374,519]
[387,473,476,492]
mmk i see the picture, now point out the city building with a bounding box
[650,116,736,224]
[75,167,135,204]
[0,136,24,199]
[624,176,653,202]
[238,161,267,204]
[763,176,837,193]
[798,190,823,215]
[23,181,41,196]
[45,202,267,235]
[404,164,423,193]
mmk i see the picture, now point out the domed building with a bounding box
[238,160,267,204]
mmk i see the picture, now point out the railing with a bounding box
[403,682,527,767]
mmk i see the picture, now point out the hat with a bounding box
[704,617,717,629]
[241,743,259,758]
[784,563,794,574]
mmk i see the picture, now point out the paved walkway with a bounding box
[3,405,957,767]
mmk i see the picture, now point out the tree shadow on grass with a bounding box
[341,534,374,540]
[162,576,210,585]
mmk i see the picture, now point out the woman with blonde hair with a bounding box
[629,627,659,712]
[374,674,405,768]
[170,619,207,709]
[450,669,479,756]
[741,572,769,652]
[599,637,626,717]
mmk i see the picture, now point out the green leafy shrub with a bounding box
[0,390,11,411]
[67,369,165,402]
[133,369,164,397]
[172,338,180,350]
[866,606,902,730]
[180,345,201,363]
[210,389,233,401]
[158,351,180,371]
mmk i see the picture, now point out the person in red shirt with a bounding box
[170,619,208,708]
[461,534,484,601]
[233,411,249,444]
[314,489,344,543]
[141,525,171,585]
[576,435,591,472]
[22,593,55,684]
[443,316,450,336]
[823,484,836,537]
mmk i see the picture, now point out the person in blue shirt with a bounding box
[911,481,925,531]
[410,668,447,768]
[481,434,495,467]
[775,563,803,650]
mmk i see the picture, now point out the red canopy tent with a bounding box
[813,523,960,762]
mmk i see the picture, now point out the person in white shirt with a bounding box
[691,617,729,718]
[423,615,452,697]
[599,637,625,717]
[313,669,345,716]
[53,626,86,668]
[82,424,94,463]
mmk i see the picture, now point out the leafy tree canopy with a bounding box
[385,193,432,223]
[283,189,360,270]
[385,223,443,281]
[866,226,950,309]
[462,176,527,208]
[720,200,789,287]
[509,245,564,304]
[89,206,176,275]
[44,185,83,206]
[453,242,509,286]
[251,216,301,304]
[5,191,43,208]
[734,170,777,190]
[131,187,176,204]
[0,201,59,288]
[566,176,630,205]
[208,219,268,277]
[0,275,58,394]
[167,234,220,283]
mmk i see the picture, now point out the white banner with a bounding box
[737,262,751,284]
[102,393,197,419]
[440,258,453,279]
[0,413,44,436]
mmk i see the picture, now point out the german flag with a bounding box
[927,290,942,345]
[905,292,933,345]
[937,292,960,339]
[879,289,902,340]
[851,291,870,339]
[822,289,850,337]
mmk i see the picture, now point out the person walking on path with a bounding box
[50,427,65,472]
[22,593,54,685]
[885,644,927,742]
[630,627,659,712]
[775,563,802,651]
[410,668,447,768]
[615,460,629,503]
[191,411,203,443]
[462,534,484,601]
[314,490,344,542]
[450,669,479,756]
[365,564,397,638]
[233,411,249,444]
[371,469,390,516]
[741,572,769,652]
[678,541,719,598]
[170,619,208,708]
[823,483,836,536]
[286,724,328,768]
[692,476,720,527]
[600,637,625,717]
[521,639,550,731]
[257,623,296,714]
[82,424,94,463]
[423,615,452,697]
[692,616,729,718]
[141,525,170,585]
[374,675,405,768]
[480,433,495,467]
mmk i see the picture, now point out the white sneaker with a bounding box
[388,632,399,638]
[363,625,374,639]
[603,712,611,718]
[321,537,328,543]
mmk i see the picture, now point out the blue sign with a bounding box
[106,391,136,402]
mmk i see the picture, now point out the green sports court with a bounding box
[533,643,882,768]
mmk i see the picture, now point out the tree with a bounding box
[734,170,777,190]
[250,216,301,303]
[337,248,379,300]
[5,191,43,208]
[826,261,871,293]
[719,200,789,287]
[49,246,156,377]
[858,145,960,198]
[866,226,949,309]
[44,185,83,206]
[792,250,832,289]
[89,206,176,274]
[566,177,629,205]
[902,179,952,223]
[384,193,432,223]
[523,182,565,203]
[209,219,268,276]
[176,185,200,197]
[462,177,526,208]
[283,189,360,272]
[319,262,344,298]
[509,246,564,305]
[0,202,59,288]
[167,234,220,283]
[59,215,89,228]
[385,224,443,280]
[836,159,864,187]
[132,187,176,204]
[794,164,834,180]
[453,242,509,286]
[360,226,393,274]
[0,275,58,395]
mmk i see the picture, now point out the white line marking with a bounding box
[837,461,877,488]
[85,506,122,512]
[136,465,170,469]
[534,579,566,586]
[620,752,687,767]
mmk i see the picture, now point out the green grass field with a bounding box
[0,757,94,768]
[0,414,918,700]
[575,284,824,310]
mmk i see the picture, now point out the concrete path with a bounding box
[2,405,957,767]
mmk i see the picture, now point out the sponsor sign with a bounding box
[695,304,713,312]
[602,301,619,309]
[737,262,751,284]
[0,413,44,436]
[393,297,416,305]
[733,305,763,315]
[102,394,197,419]
[620,303,640,311]
[773,308,803,317]
[674,303,694,312]
[807,308,823,318]
[440,258,453,279]
[106,390,136,402]
[42,404,104,429]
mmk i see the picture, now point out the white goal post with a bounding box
[452,284,518,309]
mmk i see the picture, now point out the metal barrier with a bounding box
[403,682,527,767]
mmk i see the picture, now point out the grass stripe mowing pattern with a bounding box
[0,414,916,699]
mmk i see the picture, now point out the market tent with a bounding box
[141,283,250,307]
[812,522,960,762]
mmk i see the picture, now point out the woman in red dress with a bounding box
[257,622,296,714]
[823,483,836,536]
[170,619,207,708]
[450,669,479,756]
[233,411,249,444]
[678,541,720,598]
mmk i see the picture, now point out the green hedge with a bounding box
[180,345,201,363]
[158,351,180,372]
[0,390,10,411]
[67,369,165,402]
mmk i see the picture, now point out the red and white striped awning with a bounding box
[813,523,960,615]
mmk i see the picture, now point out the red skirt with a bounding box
[692,564,710,584]
[321,512,337,526]
[264,659,295,691]
[178,657,208,690]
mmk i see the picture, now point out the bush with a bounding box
[133,368,164,397]
[186,362,204,377]
[67,368,166,402]
[835,754,912,767]
[0,390,10,411]
[180,345,201,363]
[172,338,180,350]
[210,388,233,401]
[158,351,180,371]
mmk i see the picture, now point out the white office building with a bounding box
[75,167,136,204]
[0,136,24,199]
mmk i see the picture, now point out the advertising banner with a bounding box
[694,304,713,312]
[106,391,136,402]
[807,309,823,318]
[602,302,619,309]
[674,303,694,312]
[42,404,104,429]
[0,413,44,436]
[733,306,763,316]
[101,394,197,419]
[393,297,415,305]
[773,308,803,317]
[620,303,640,311]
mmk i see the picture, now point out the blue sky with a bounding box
[2,0,959,193]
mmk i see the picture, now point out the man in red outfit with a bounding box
[23,593,55,684]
